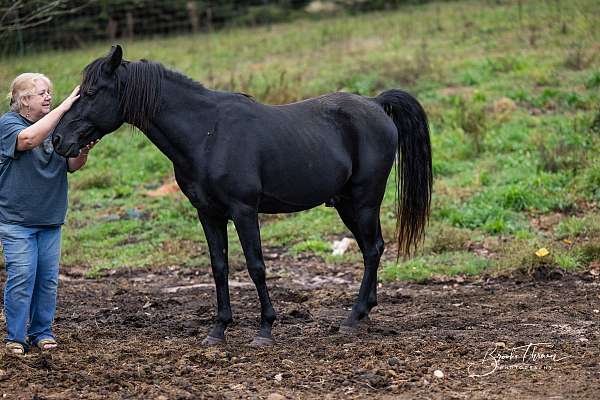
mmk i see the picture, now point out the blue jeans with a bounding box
[0,223,61,347]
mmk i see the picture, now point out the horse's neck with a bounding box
[141,78,220,170]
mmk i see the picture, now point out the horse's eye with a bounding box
[86,88,96,96]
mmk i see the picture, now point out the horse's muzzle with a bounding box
[52,134,79,157]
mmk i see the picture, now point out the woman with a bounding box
[0,73,94,354]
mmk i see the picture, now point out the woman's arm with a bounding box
[16,86,80,151]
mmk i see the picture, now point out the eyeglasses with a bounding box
[31,90,52,98]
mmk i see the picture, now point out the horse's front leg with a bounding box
[199,213,232,345]
[232,208,277,346]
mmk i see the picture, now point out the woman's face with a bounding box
[23,79,52,122]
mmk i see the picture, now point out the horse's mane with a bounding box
[81,56,207,131]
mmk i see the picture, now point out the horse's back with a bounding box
[210,92,396,212]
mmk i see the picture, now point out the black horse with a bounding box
[53,45,432,346]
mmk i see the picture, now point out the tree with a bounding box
[0,0,93,55]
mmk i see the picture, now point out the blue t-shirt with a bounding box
[0,112,68,226]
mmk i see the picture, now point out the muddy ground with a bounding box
[0,251,599,399]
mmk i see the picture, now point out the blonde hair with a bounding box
[6,73,53,112]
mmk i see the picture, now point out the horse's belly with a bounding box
[259,160,350,213]
[258,193,321,214]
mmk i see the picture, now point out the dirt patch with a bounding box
[1,254,599,399]
[145,179,181,198]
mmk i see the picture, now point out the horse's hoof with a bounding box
[338,324,357,335]
[250,335,275,347]
[202,335,225,346]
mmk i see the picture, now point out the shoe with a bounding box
[5,341,25,355]
[35,338,58,351]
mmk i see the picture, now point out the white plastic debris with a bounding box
[332,237,357,256]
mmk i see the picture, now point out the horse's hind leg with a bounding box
[335,200,385,318]
[199,213,232,345]
[338,203,385,333]
[232,208,277,346]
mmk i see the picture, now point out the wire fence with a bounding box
[0,0,416,57]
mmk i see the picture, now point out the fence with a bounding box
[0,0,420,57]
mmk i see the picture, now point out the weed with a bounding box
[533,114,597,173]
[529,68,559,87]
[491,97,517,123]
[495,239,551,274]
[528,23,540,47]
[416,39,432,76]
[581,164,600,200]
[290,239,331,256]
[591,111,600,134]
[500,185,541,211]
[376,41,432,87]
[555,215,600,239]
[554,252,582,270]
[447,94,488,155]
[564,44,592,70]
[537,139,582,173]
[585,71,600,89]
[427,225,471,253]
[71,172,114,190]
[579,240,600,264]
[484,56,526,74]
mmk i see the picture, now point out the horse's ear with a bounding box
[105,44,123,74]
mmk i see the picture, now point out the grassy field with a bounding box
[0,0,599,280]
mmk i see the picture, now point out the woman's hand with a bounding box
[59,85,80,112]
[79,139,99,156]
[68,139,99,172]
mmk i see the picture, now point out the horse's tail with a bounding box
[374,89,432,257]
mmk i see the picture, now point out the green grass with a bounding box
[381,252,491,282]
[1,0,599,279]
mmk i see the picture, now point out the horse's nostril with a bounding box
[52,134,62,148]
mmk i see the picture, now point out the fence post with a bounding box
[206,4,213,33]
[107,17,117,42]
[15,9,25,56]
[187,1,199,33]
[126,11,134,39]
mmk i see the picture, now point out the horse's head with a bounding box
[53,45,125,157]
